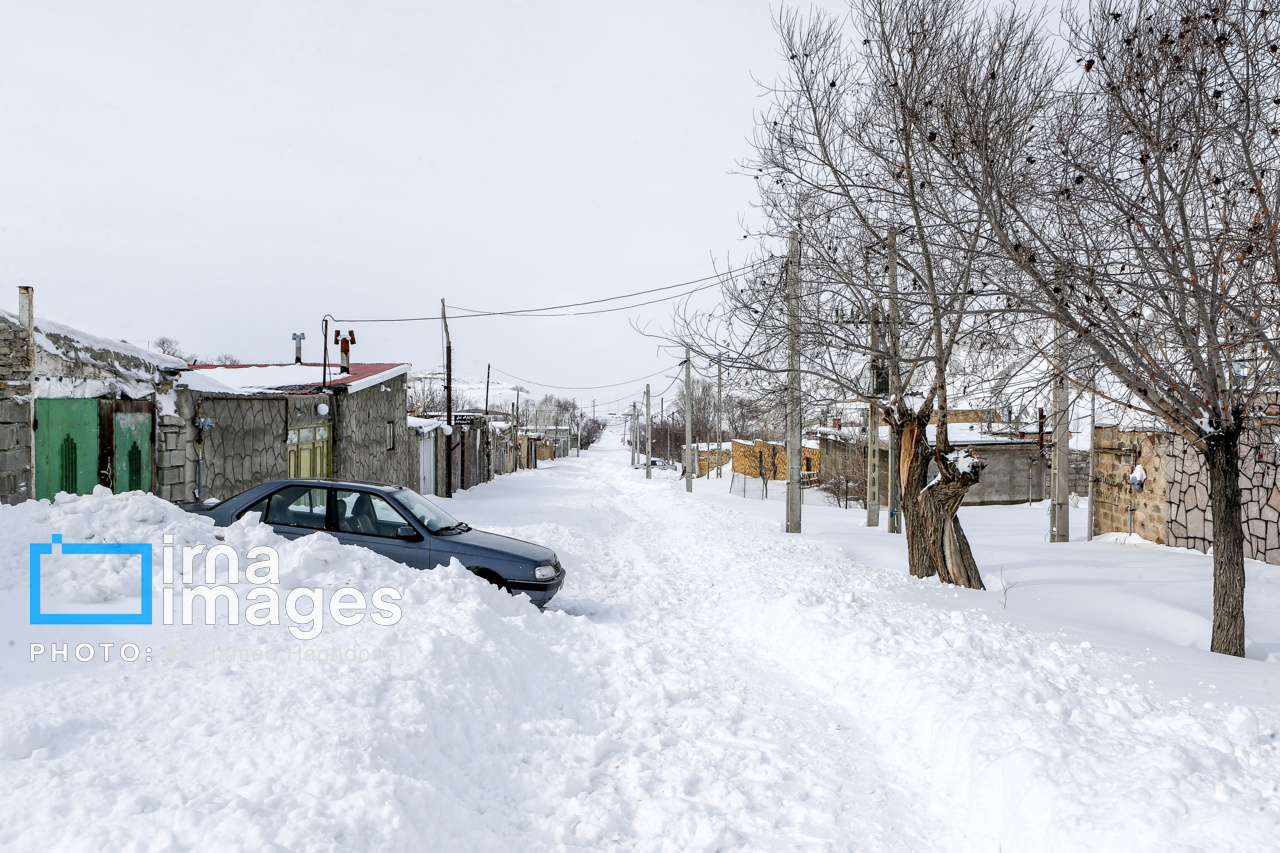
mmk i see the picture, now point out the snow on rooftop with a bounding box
[407,416,451,435]
[1,309,188,379]
[190,363,410,394]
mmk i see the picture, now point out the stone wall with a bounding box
[1166,429,1280,565]
[730,439,818,480]
[334,374,416,488]
[201,397,290,500]
[0,314,33,504]
[694,446,732,476]
[1091,426,1170,543]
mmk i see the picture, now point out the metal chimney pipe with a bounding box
[292,331,305,364]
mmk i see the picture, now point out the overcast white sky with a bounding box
[0,1,852,406]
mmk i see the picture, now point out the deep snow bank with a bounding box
[0,490,604,851]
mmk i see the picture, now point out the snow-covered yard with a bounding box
[2,427,1278,851]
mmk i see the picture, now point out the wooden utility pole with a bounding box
[442,299,453,498]
[684,347,693,492]
[645,384,652,479]
[484,363,491,415]
[785,230,803,533]
[867,307,881,528]
[716,357,723,478]
[630,402,637,467]
[1051,321,1070,542]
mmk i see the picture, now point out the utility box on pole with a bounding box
[785,231,803,534]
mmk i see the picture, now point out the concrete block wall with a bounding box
[958,442,1046,506]
[0,314,33,504]
[155,388,198,503]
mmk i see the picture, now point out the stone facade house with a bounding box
[184,362,416,501]
[0,288,192,505]
[1092,424,1280,565]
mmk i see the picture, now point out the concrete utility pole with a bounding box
[645,384,652,479]
[716,357,723,479]
[442,299,453,498]
[886,229,901,535]
[684,347,693,492]
[887,427,901,534]
[1087,391,1096,541]
[630,402,637,467]
[484,364,491,415]
[866,308,881,528]
[1051,320,1070,542]
[785,231,803,534]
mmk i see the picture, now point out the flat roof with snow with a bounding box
[189,362,411,395]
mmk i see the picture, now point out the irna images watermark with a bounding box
[30,534,404,640]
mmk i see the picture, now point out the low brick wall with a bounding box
[1090,426,1169,543]
[730,439,818,480]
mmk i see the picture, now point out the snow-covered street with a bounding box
[3,427,1280,851]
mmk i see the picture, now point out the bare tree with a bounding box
[920,0,1280,654]
[818,441,867,509]
[674,1,1007,587]
[153,336,186,359]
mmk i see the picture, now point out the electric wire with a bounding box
[490,364,679,391]
[326,261,764,324]
[450,262,764,316]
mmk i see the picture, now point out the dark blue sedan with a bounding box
[185,479,564,608]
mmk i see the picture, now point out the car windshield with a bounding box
[391,489,462,533]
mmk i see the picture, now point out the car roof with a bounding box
[261,478,405,492]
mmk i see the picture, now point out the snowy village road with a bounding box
[3,427,1279,852]
[450,432,962,851]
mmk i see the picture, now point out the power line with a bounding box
[325,261,765,324]
[451,262,764,316]
[491,364,679,391]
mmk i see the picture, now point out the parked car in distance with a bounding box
[633,459,675,470]
[182,479,564,608]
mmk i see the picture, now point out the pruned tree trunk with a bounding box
[898,419,938,579]
[1205,428,1246,657]
[918,477,985,589]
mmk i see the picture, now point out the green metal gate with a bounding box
[34,399,100,501]
[110,402,153,493]
[34,398,155,500]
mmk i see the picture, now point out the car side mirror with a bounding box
[396,525,423,541]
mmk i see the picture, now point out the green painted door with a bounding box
[34,399,100,501]
[113,410,153,493]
